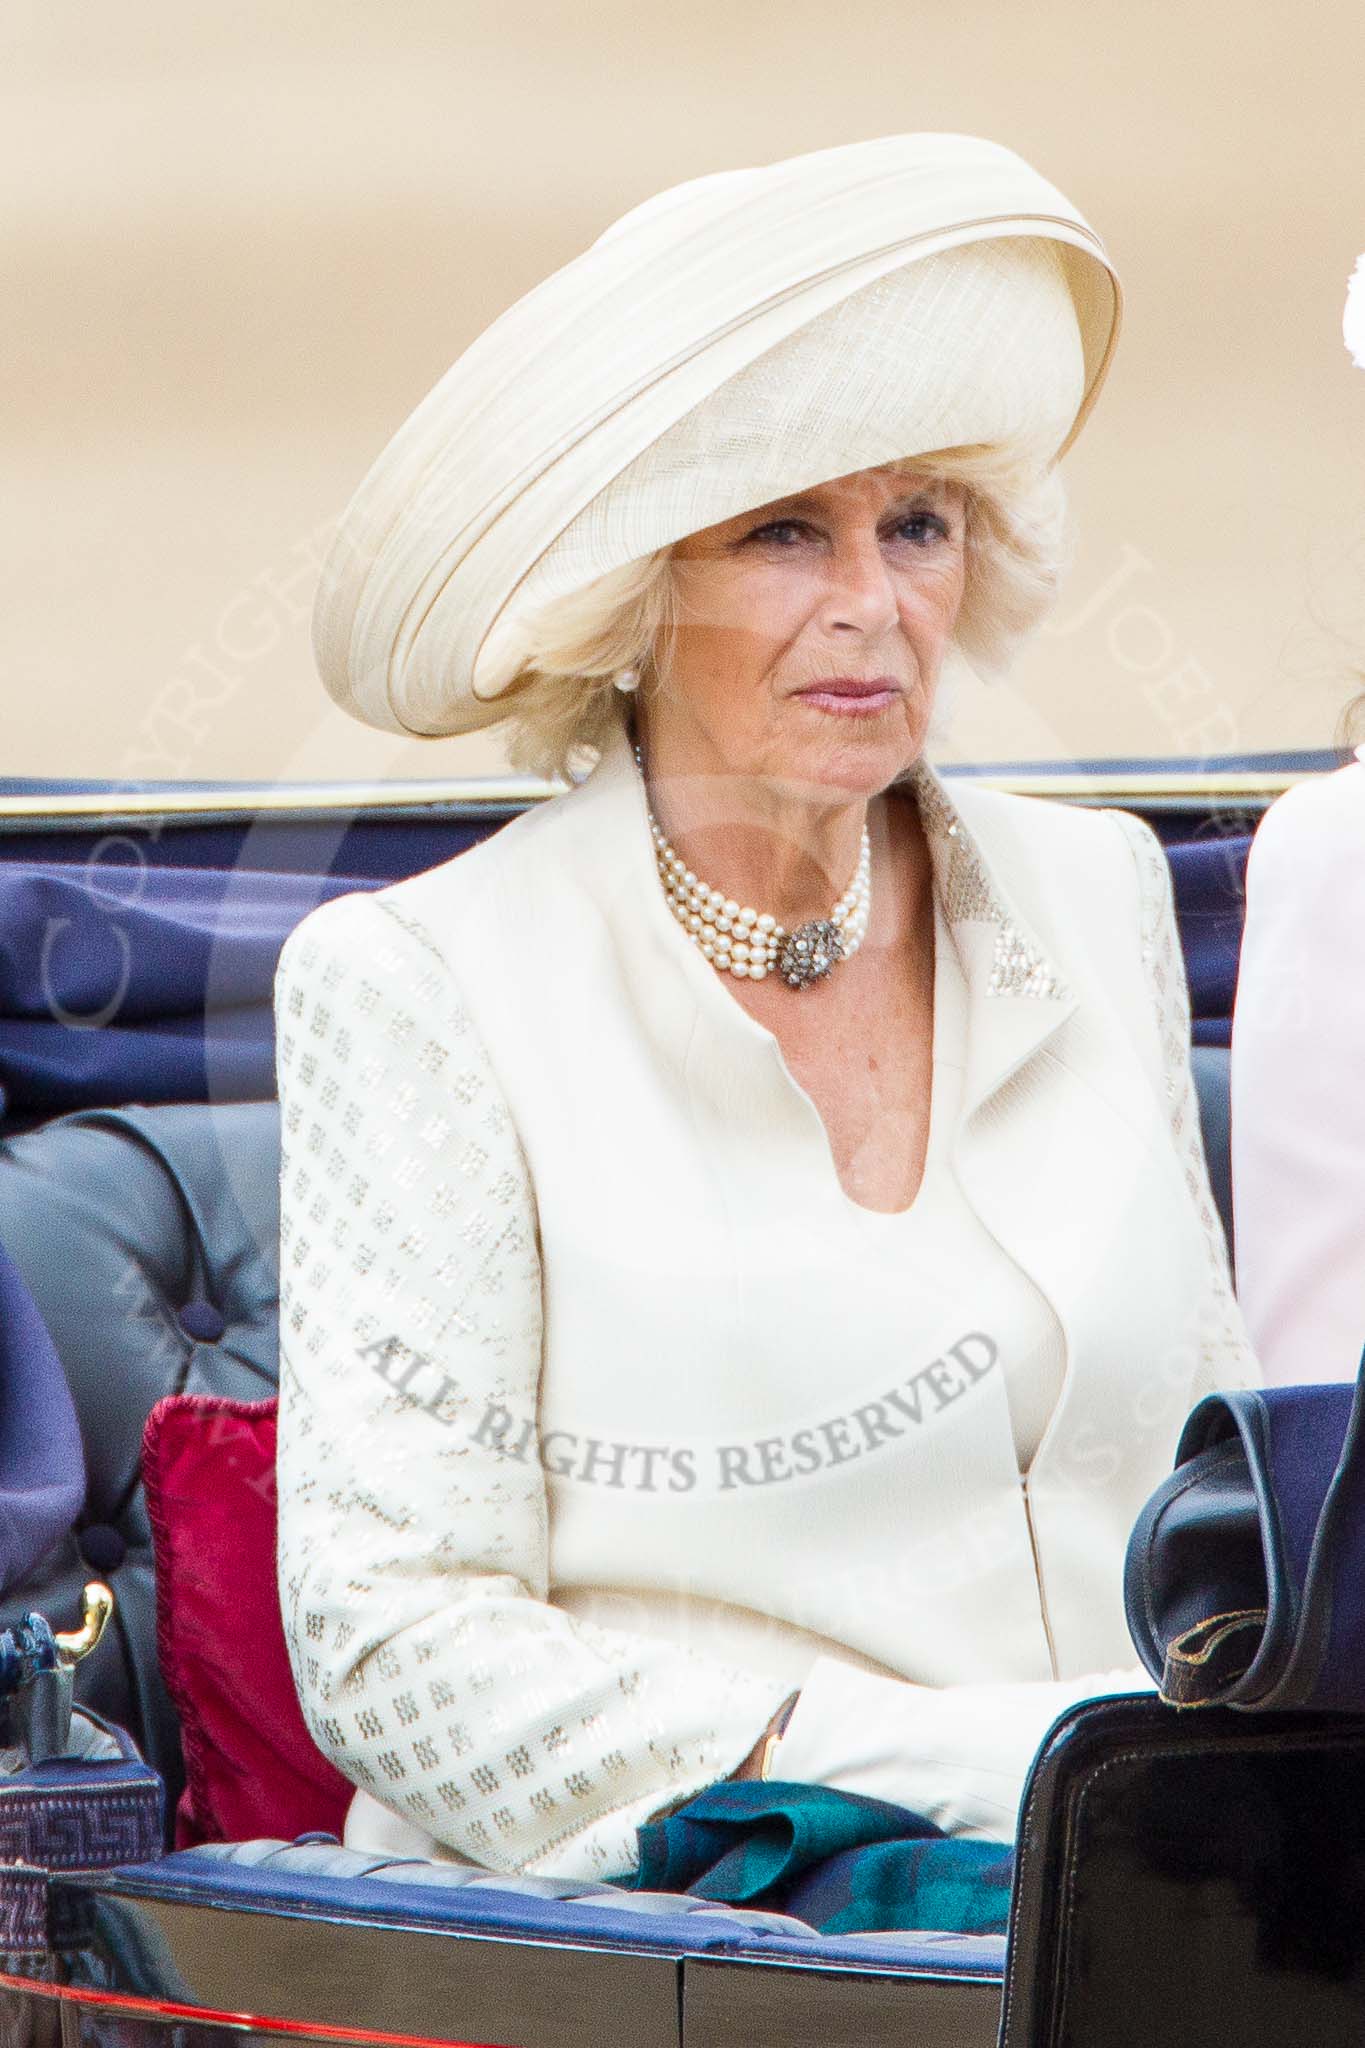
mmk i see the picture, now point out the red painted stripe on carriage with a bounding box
[0,1970,517,2048]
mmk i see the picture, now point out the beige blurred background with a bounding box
[5,0,1365,786]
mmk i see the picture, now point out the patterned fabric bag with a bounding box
[0,1609,163,1975]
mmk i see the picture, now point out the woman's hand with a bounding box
[729,1689,801,1781]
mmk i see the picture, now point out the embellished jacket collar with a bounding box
[906,759,1069,1005]
[904,754,1078,1119]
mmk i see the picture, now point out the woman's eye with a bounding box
[746,520,807,545]
[892,511,951,545]
[741,511,952,548]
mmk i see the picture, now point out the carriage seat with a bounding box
[0,1046,1237,1820]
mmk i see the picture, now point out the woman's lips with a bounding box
[795,680,900,717]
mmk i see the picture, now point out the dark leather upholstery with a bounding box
[0,1050,1236,1817]
[1191,1042,1235,1271]
[0,1103,280,1808]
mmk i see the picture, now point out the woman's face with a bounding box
[650,467,967,800]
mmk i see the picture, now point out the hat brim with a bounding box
[315,134,1121,739]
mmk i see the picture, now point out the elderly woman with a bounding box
[274,133,1260,1886]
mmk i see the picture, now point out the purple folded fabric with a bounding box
[0,1242,84,1598]
[0,863,374,1118]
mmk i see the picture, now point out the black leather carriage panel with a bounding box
[1001,1694,1365,2048]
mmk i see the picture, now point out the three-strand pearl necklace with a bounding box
[634,742,871,989]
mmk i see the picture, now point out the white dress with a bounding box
[1231,746,1365,1386]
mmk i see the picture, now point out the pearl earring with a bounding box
[613,666,640,693]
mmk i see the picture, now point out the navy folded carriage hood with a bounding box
[0,1240,84,1598]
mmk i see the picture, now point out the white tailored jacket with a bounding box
[273,720,1260,1880]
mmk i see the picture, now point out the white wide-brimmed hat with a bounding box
[315,132,1121,738]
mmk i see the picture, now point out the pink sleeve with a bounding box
[1231,762,1365,1385]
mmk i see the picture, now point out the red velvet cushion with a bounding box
[142,1394,352,1847]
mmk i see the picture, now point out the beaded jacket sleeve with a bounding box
[273,887,794,1880]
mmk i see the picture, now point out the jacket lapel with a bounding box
[908,757,1079,1121]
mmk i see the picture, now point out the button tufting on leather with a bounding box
[78,1523,127,1573]
[178,1299,226,1342]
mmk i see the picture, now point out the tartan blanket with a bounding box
[610,1778,1014,1935]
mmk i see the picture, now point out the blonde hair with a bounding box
[1337,681,1365,755]
[500,449,1070,782]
